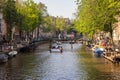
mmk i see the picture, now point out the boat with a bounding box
[19,45,30,52]
[69,40,75,44]
[56,41,62,45]
[92,45,104,53]
[94,48,104,55]
[50,45,63,53]
[0,53,8,63]
[8,51,18,57]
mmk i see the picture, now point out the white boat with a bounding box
[8,51,18,57]
[50,45,63,53]
[51,48,61,52]
[56,41,62,45]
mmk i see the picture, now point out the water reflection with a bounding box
[78,45,120,80]
[0,43,120,80]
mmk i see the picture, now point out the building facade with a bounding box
[113,16,120,42]
[0,12,7,41]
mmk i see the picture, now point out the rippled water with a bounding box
[0,43,120,80]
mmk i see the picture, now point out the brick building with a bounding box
[0,12,7,41]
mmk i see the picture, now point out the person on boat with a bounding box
[49,43,52,53]
[59,46,63,53]
[71,44,73,49]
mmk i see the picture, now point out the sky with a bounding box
[33,0,77,19]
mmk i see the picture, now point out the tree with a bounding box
[42,15,55,32]
[19,0,37,32]
[3,0,18,41]
[74,0,120,41]
[0,0,5,11]
[16,0,50,41]
[19,0,48,31]
[55,17,66,34]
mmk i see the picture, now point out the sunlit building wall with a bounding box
[0,13,7,35]
[113,22,120,41]
[113,16,120,41]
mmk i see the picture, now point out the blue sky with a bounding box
[33,0,77,19]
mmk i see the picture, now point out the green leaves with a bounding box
[2,0,48,41]
[3,0,18,40]
[55,17,65,31]
[74,0,120,39]
[42,15,55,32]
[0,0,5,11]
[18,0,46,32]
[3,0,17,26]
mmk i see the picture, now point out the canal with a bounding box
[0,43,120,80]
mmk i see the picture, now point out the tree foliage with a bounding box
[2,0,48,41]
[0,0,5,11]
[42,15,55,32]
[3,0,19,41]
[74,0,120,39]
[55,17,66,31]
[2,0,72,41]
[18,0,48,33]
[18,0,38,32]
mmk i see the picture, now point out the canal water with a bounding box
[0,43,120,80]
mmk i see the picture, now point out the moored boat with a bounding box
[0,53,8,63]
[8,51,18,57]
[94,48,104,56]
